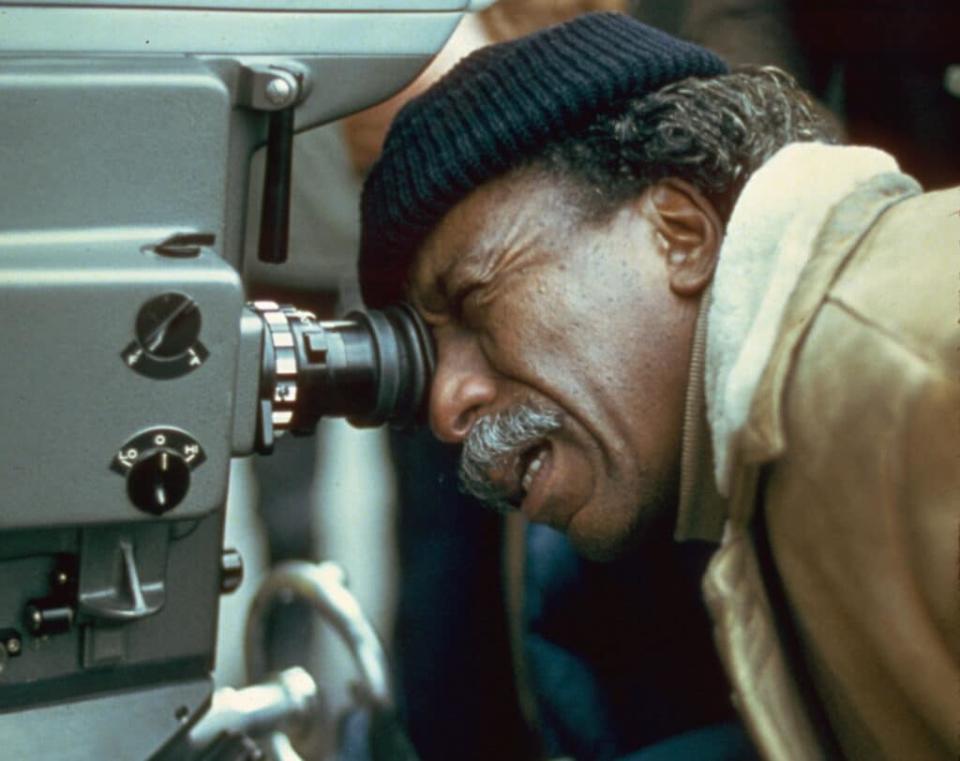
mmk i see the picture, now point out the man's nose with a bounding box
[429,338,497,444]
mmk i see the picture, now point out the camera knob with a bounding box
[122,293,208,379]
[126,449,190,515]
[136,293,201,359]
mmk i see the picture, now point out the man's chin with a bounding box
[563,495,677,562]
[564,513,640,562]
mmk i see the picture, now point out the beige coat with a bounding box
[680,153,960,759]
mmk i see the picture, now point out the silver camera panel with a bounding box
[0,238,243,528]
[0,1,466,757]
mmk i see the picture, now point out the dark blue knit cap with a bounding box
[358,12,728,307]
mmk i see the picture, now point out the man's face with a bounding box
[408,170,703,560]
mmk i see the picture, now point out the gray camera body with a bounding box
[0,3,463,758]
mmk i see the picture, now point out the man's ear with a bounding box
[643,178,723,297]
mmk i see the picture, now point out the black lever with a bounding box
[258,106,295,264]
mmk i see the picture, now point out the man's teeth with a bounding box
[521,450,546,493]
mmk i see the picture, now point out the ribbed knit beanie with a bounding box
[358,12,728,307]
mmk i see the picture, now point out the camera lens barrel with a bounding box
[252,301,434,445]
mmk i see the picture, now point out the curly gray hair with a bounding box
[529,66,840,221]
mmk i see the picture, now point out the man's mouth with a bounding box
[457,402,564,514]
[510,441,551,510]
[520,442,547,491]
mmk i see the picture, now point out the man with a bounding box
[357,12,960,761]
[252,7,630,759]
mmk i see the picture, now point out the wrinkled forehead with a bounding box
[407,167,583,306]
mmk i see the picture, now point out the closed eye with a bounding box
[450,282,484,321]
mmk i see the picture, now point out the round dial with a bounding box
[126,449,191,515]
[135,293,201,359]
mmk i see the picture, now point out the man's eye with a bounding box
[452,285,482,321]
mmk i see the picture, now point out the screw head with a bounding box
[220,548,244,595]
[265,77,295,107]
[5,637,20,655]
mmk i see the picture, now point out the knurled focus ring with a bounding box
[251,301,312,435]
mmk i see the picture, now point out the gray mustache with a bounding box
[458,403,563,512]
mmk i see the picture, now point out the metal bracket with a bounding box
[239,64,308,264]
[238,64,306,112]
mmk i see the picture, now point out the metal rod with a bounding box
[244,561,394,710]
[257,107,295,264]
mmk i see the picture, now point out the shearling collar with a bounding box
[675,142,910,541]
[705,142,902,495]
